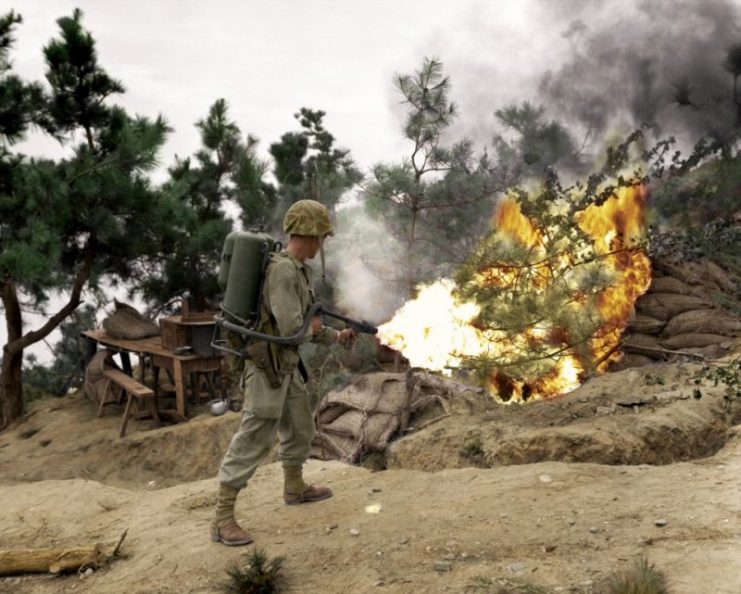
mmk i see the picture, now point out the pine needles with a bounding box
[224,548,285,594]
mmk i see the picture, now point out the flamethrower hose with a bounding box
[212,303,378,354]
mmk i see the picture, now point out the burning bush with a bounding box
[380,137,653,401]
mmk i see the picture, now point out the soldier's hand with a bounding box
[310,316,323,336]
[337,328,356,346]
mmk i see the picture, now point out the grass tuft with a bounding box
[224,548,285,594]
[607,556,670,594]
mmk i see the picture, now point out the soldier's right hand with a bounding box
[310,316,323,336]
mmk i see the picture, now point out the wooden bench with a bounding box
[98,369,161,437]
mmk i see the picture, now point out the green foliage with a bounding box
[493,101,582,177]
[650,156,741,225]
[694,358,741,400]
[136,98,273,311]
[268,107,361,228]
[225,548,285,594]
[1,9,180,426]
[460,432,485,465]
[365,57,498,294]
[606,556,669,594]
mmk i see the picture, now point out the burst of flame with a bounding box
[379,185,652,401]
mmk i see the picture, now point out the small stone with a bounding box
[543,544,557,552]
[374,580,385,587]
[460,552,469,560]
[350,528,360,537]
[445,540,457,549]
[589,527,599,533]
[433,561,452,572]
[508,562,526,573]
[399,537,410,545]
[568,519,576,525]
[328,523,338,530]
[443,553,455,561]
[499,512,508,518]
[654,519,668,527]
[539,474,553,483]
[425,546,433,553]
[146,480,156,488]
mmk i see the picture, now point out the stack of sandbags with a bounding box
[617,257,740,368]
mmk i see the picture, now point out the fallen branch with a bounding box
[624,345,708,360]
[0,529,128,576]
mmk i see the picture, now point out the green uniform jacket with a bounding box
[243,251,337,419]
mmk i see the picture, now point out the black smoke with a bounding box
[539,0,741,147]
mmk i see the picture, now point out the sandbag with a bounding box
[627,314,666,335]
[622,333,663,358]
[610,353,656,371]
[654,258,737,292]
[663,309,741,337]
[647,276,699,296]
[321,375,407,414]
[635,293,711,321]
[83,349,120,404]
[102,301,160,340]
[660,333,732,349]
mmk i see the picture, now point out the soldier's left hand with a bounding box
[337,328,356,346]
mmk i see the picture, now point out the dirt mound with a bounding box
[0,392,239,488]
[387,362,740,471]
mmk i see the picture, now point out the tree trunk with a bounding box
[0,259,92,430]
[407,203,419,298]
[1,281,24,430]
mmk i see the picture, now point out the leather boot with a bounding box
[283,464,333,505]
[210,483,253,546]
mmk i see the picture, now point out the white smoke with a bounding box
[324,203,406,324]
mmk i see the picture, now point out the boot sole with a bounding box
[210,532,253,546]
[284,492,333,506]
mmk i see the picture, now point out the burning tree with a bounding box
[380,134,653,401]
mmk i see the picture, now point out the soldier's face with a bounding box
[307,235,325,259]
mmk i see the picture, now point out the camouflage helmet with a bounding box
[283,199,334,237]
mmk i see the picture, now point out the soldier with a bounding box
[211,199,355,546]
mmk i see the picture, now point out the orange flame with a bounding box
[379,185,652,402]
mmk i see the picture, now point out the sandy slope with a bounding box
[1,363,740,594]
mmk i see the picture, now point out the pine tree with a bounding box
[136,98,274,312]
[364,58,498,297]
[0,10,176,428]
[268,107,361,228]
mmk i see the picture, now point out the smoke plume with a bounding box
[324,203,406,324]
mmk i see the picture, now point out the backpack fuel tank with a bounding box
[218,230,279,325]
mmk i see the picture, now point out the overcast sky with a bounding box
[9,0,741,363]
[12,0,568,176]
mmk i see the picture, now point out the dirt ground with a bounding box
[1,356,740,594]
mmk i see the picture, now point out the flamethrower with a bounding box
[212,302,377,356]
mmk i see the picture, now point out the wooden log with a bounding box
[0,530,127,576]
[0,544,106,575]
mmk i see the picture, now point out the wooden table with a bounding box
[81,330,223,418]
